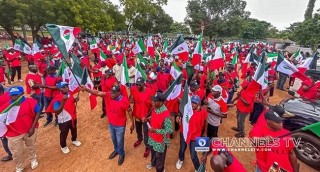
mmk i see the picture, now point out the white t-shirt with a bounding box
[207,96,227,126]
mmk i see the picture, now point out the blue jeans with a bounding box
[227,90,235,104]
[31,93,44,112]
[178,133,200,170]
[1,137,12,157]
[44,96,56,123]
[108,124,125,156]
[256,166,262,172]
[277,72,288,90]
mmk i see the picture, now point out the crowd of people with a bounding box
[0,34,319,172]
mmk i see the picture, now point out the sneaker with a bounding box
[15,168,23,172]
[61,147,70,154]
[143,148,150,159]
[43,121,52,127]
[231,127,239,132]
[176,159,183,169]
[1,155,13,162]
[100,114,106,118]
[72,140,81,147]
[146,163,153,170]
[18,79,23,82]
[133,139,143,148]
[31,159,39,170]
[235,133,245,138]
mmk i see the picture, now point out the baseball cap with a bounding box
[9,86,24,96]
[57,81,69,89]
[136,77,145,85]
[152,92,166,102]
[191,95,201,104]
[212,85,223,93]
[265,109,284,123]
[105,69,113,75]
[190,81,200,88]
[111,85,120,93]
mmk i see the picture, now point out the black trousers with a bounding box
[151,146,167,172]
[135,120,150,148]
[59,120,77,148]
[207,123,219,139]
[11,66,21,81]
[102,98,106,115]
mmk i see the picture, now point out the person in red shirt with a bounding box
[201,139,246,172]
[130,77,153,158]
[175,95,208,171]
[189,80,206,103]
[231,83,255,138]
[224,65,239,104]
[91,59,102,90]
[46,82,82,154]
[25,65,44,112]
[100,69,118,118]
[249,109,299,172]
[297,75,320,101]
[1,86,41,172]
[4,48,22,83]
[82,85,133,166]
[0,84,13,162]
[156,66,171,92]
[41,66,61,127]
[0,58,11,85]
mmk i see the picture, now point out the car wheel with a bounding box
[292,132,320,170]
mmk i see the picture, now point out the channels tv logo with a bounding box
[195,137,210,152]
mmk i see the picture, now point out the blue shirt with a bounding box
[10,96,40,114]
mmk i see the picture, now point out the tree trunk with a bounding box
[31,24,42,44]
[21,25,27,40]
[2,26,16,45]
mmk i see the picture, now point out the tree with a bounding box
[170,22,190,34]
[185,0,250,38]
[240,18,270,39]
[132,5,173,33]
[118,0,168,31]
[0,0,20,44]
[106,3,126,32]
[305,0,316,19]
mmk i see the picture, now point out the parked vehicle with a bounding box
[280,98,320,170]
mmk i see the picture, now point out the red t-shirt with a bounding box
[101,76,117,92]
[5,51,21,67]
[131,87,153,119]
[225,71,238,89]
[199,74,207,90]
[297,80,319,100]
[236,90,255,113]
[105,94,130,126]
[44,75,60,97]
[156,72,170,92]
[183,108,207,144]
[25,73,42,95]
[249,125,295,172]
[0,92,11,105]
[0,66,5,83]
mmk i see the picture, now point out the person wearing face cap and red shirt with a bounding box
[82,84,133,166]
[249,108,299,172]
[0,86,41,172]
[130,77,154,158]
[100,69,117,118]
[46,82,82,154]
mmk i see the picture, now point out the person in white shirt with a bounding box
[128,64,136,87]
[113,59,122,81]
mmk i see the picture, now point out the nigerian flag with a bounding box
[0,96,23,137]
[132,38,145,54]
[179,82,193,141]
[135,62,147,82]
[57,60,69,82]
[294,48,303,63]
[137,53,148,65]
[4,41,9,49]
[45,24,81,58]
[14,39,32,54]
[120,56,129,85]
[267,52,278,63]
[69,54,82,92]
[164,74,182,100]
[99,50,107,61]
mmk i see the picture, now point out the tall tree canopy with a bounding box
[185,0,250,38]
[305,0,316,19]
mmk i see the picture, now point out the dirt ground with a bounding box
[0,40,317,172]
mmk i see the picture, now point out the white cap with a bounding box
[212,85,222,93]
[48,44,52,47]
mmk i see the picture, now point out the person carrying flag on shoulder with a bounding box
[1,86,41,172]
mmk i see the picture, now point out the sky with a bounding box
[110,0,320,30]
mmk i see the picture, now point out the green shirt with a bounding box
[147,105,173,153]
